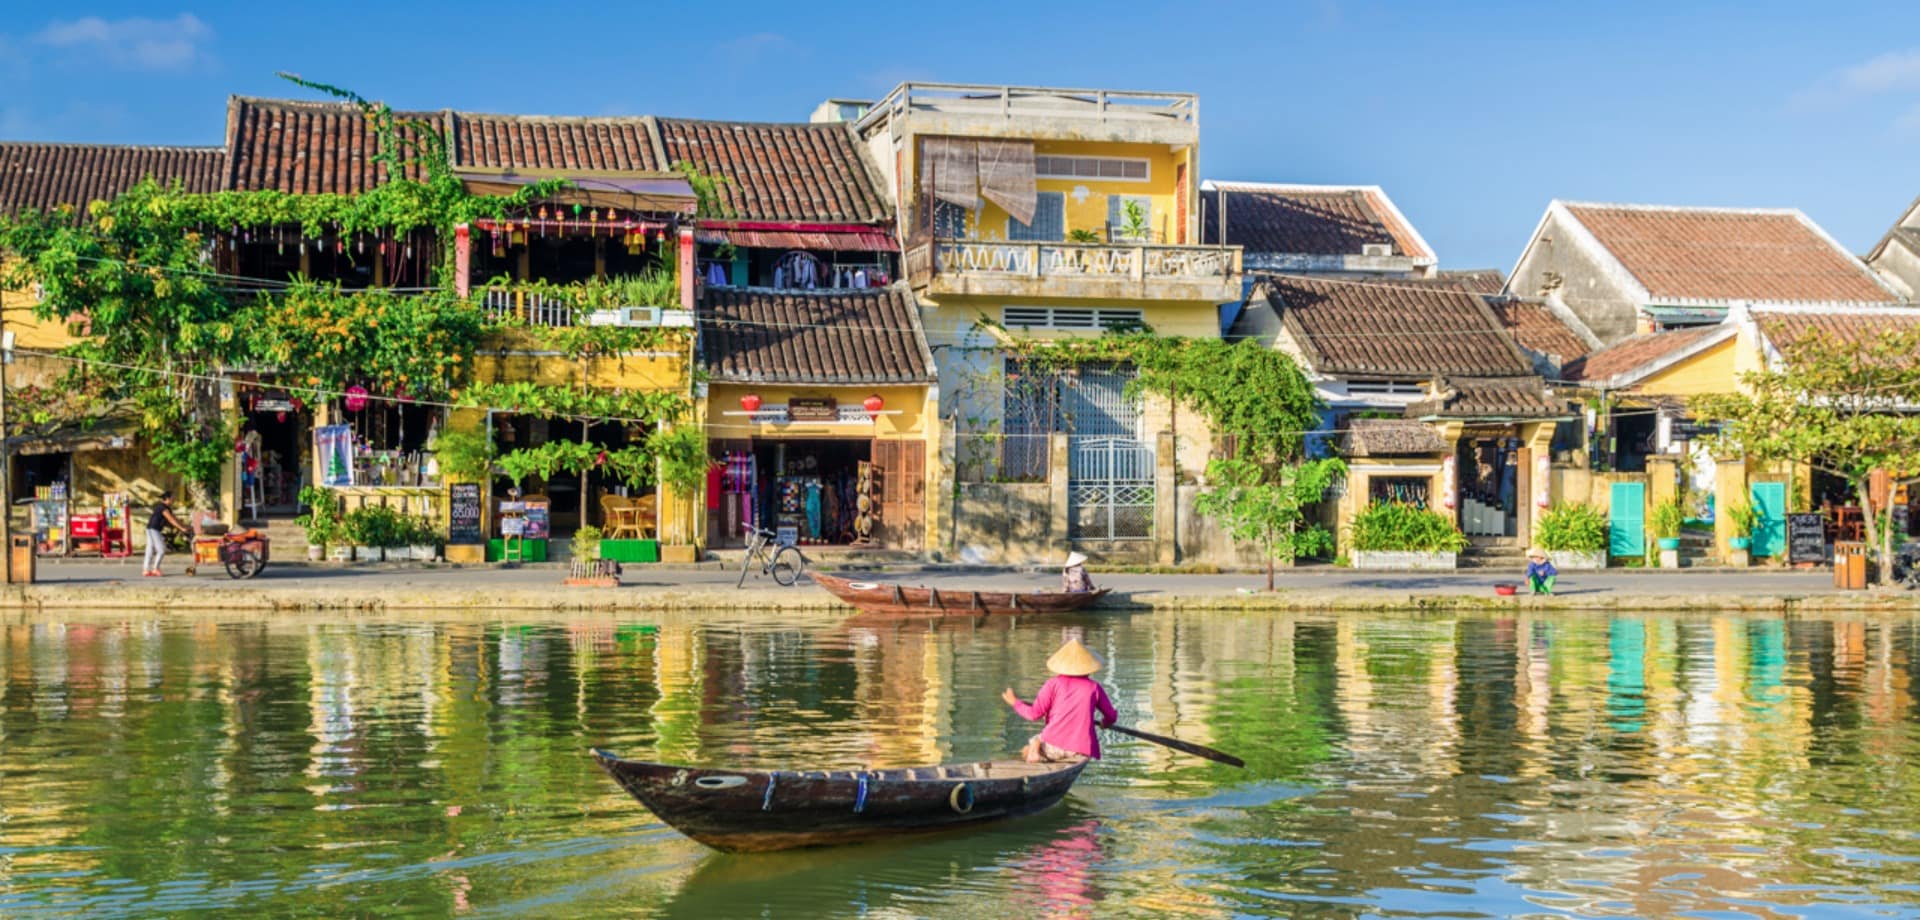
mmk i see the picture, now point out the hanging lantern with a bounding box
[276,411,288,423]
[740,393,762,412]
[572,203,584,217]
[344,385,369,413]
[863,394,885,419]
[290,397,305,412]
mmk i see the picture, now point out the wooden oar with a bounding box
[1104,723,1245,768]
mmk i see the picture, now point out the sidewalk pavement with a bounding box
[3,557,1911,615]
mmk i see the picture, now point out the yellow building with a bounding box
[852,83,1243,564]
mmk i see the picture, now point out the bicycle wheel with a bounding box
[737,549,756,589]
[770,546,806,586]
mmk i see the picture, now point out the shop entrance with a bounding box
[239,406,310,519]
[1457,429,1519,537]
[710,437,922,550]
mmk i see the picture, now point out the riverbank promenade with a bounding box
[1,559,1907,614]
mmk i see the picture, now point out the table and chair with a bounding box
[598,493,656,540]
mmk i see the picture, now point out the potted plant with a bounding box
[1535,502,1609,570]
[1348,501,1469,570]
[1724,498,1757,551]
[1652,499,1685,551]
[648,426,709,563]
[343,504,408,562]
[402,514,440,562]
[571,524,604,563]
[294,486,339,561]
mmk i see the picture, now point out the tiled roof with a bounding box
[1405,377,1569,420]
[1434,268,1505,294]
[1203,182,1433,260]
[226,97,441,193]
[0,142,224,220]
[1484,296,1592,365]
[657,119,890,223]
[1560,325,1726,384]
[1342,418,1444,456]
[1563,203,1894,304]
[1262,275,1533,379]
[700,284,934,384]
[449,112,663,171]
[1752,308,1920,356]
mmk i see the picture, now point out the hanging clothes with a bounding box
[805,480,823,540]
[705,261,727,287]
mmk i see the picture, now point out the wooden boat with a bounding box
[810,571,1111,616]
[592,749,1089,853]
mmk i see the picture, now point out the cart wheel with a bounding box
[224,549,263,580]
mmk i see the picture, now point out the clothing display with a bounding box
[704,261,729,287]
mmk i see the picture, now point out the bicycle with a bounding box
[738,527,808,588]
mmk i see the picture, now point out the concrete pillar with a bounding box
[930,412,955,558]
[1155,430,1176,565]
[1714,457,1747,560]
[1048,433,1070,553]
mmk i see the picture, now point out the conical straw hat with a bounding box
[1046,637,1104,676]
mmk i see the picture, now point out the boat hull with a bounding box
[592,750,1088,853]
[810,572,1110,617]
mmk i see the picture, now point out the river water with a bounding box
[1,610,1917,918]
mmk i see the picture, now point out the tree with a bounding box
[1692,323,1920,585]
[1194,456,1346,590]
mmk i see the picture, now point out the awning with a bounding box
[6,416,142,456]
[694,224,898,252]
[455,169,698,215]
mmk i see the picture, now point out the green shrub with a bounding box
[1535,502,1608,553]
[343,504,410,548]
[1724,498,1757,536]
[1349,501,1468,552]
[1651,499,1685,539]
[572,525,603,562]
[295,486,341,546]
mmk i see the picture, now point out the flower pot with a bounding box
[326,544,354,562]
[356,545,384,562]
[1730,536,1751,551]
[1546,549,1607,571]
[307,544,324,561]
[410,544,438,562]
[1656,537,1681,551]
[1351,550,1458,570]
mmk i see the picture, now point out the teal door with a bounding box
[1609,482,1645,557]
[1751,482,1787,557]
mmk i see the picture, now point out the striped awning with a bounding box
[695,222,898,252]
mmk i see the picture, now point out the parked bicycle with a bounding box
[738,527,808,588]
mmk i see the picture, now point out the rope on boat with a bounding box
[763,773,777,811]
[855,775,869,814]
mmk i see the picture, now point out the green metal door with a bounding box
[1609,482,1645,557]
[1751,481,1787,557]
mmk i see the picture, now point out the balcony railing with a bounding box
[482,288,575,328]
[859,83,1198,131]
[911,239,1239,285]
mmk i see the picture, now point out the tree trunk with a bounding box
[1856,479,1885,586]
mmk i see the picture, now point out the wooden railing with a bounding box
[482,288,575,328]
[926,239,1239,282]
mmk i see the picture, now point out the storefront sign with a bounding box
[316,425,355,486]
[256,398,295,413]
[448,483,483,545]
[1672,420,1722,440]
[788,397,839,422]
[523,501,551,540]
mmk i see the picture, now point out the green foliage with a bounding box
[405,514,441,546]
[1535,502,1609,553]
[1194,456,1346,589]
[1066,228,1102,243]
[1724,498,1757,536]
[1119,198,1149,240]
[342,503,410,548]
[572,525,604,562]
[145,421,232,495]
[673,161,733,220]
[295,486,342,546]
[459,382,688,425]
[495,440,658,490]
[430,428,496,482]
[1349,501,1469,552]
[255,281,483,398]
[647,426,709,495]
[1651,499,1685,540]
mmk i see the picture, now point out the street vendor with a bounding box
[1062,551,1095,593]
[1003,637,1118,763]
[143,492,187,577]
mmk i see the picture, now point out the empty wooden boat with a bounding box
[810,571,1110,617]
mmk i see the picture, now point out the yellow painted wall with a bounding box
[910,140,1196,244]
[1633,336,1739,396]
[470,333,692,392]
[919,293,1224,342]
[2,265,85,387]
[704,384,931,441]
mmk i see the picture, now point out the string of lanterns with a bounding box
[474,205,670,257]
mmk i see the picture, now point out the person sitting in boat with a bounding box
[1002,637,1118,763]
[1525,547,1557,595]
[1062,552,1095,593]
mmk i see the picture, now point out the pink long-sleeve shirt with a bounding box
[1011,675,1117,759]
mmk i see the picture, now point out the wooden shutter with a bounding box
[901,440,925,552]
[873,439,902,547]
[1608,481,1645,558]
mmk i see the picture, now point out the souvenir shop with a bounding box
[235,388,312,519]
[695,242,895,291]
[709,438,886,550]
[1454,427,1520,538]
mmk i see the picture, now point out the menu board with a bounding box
[1787,513,1826,563]
[448,483,483,545]
[523,501,551,540]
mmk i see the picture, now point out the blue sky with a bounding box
[5,1,1920,270]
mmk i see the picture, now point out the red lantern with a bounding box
[276,411,288,423]
[344,385,369,413]
[863,394,885,419]
[740,393,762,412]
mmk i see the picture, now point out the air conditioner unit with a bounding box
[1361,243,1394,257]
[585,306,661,327]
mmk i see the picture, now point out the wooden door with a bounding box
[1609,481,1645,558]
[872,439,926,551]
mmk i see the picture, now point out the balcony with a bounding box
[904,238,1241,302]
[857,82,1200,147]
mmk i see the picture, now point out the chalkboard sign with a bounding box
[448,483,483,545]
[1788,513,1826,563]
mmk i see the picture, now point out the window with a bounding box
[1107,195,1154,242]
[933,199,972,239]
[1345,379,1426,396]
[1007,191,1066,242]
[1034,155,1150,182]
[1003,306,1146,331]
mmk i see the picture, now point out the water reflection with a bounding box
[0,612,1913,918]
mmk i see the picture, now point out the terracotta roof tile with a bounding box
[226,97,444,194]
[1263,275,1533,379]
[1405,377,1569,420]
[658,119,890,224]
[1434,268,1506,294]
[1564,203,1893,304]
[1561,325,1725,384]
[1484,296,1592,365]
[700,284,933,384]
[1753,308,1920,357]
[449,112,662,171]
[1342,418,1444,456]
[1204,183,1432,260]
[0,142,224,220]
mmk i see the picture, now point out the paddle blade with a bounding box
[1106,724,1245,768]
